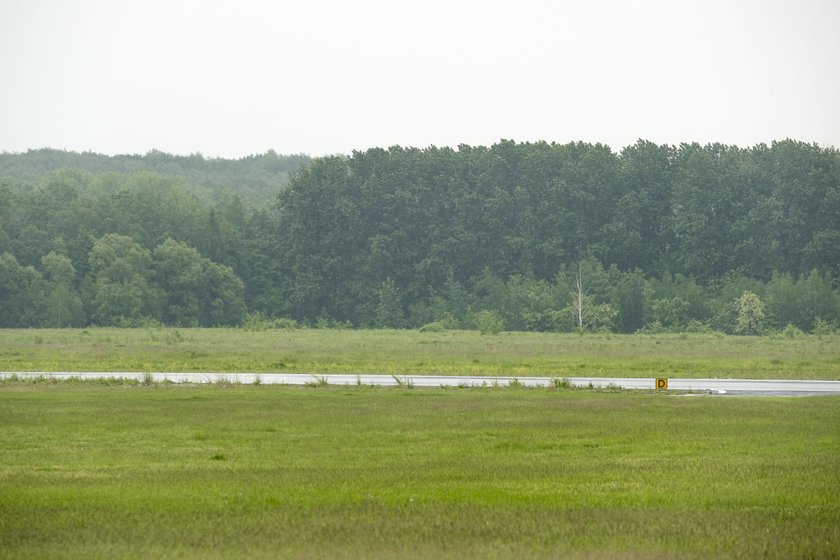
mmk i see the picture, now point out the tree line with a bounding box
[0,148,309,206]
[1,235,244,328]
[1,140,838,333]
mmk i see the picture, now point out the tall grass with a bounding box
[0,328,838,379]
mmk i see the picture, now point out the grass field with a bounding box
[1,328,839,379]
[0,383,838,559]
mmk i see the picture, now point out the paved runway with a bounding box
[3,372,839,395]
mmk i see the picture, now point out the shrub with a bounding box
[782,323,804,339]
[473,309,504,335]
[315,315,354,330]
[637,321,664,334]
[813,318,836,335]
[685,319,713,333]
[550,377,573,390]
[273,317,298,329]
[242,311,272,331]
[419,321,448,333]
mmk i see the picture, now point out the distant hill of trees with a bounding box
[1,140,838,333]
[0,148,310,205]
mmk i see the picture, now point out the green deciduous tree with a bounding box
[736,291,765,335]
[375,277,405,329]
[202,259,246,327]
[154,238,246,327]
[611,269,646,333]
[87,234,157,326]
[41,251,84,327]
[0,252,46,326]
[153,239,205,326]
[651,297,691,330]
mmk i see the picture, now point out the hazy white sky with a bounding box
[1,0,839,157]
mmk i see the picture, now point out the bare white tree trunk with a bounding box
[571,263,589,332]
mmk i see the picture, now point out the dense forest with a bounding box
[0,148,309,206]
[1,140,838,333]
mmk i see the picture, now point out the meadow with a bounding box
[1,327,839,379]
[0,382,838,559]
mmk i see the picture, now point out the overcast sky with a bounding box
[1,0,838,158]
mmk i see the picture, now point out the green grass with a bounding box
[1,328,839,379]
[0,384,837,558]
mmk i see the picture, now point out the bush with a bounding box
[314,315,354,329]
[782,323,805,339]
[813,318,836,335]
[273,317,298,329]
[637,321,664,334]
[685,319,713,333]
[419,312,459,333]
[242,311,273,331]
[550,377,573,390]
[419,321,448,333]
[473,309,504,335]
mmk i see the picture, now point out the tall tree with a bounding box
[0,253,46,327]
[41,251,84,327]
[735,291,765,335]
[86,234,157,325]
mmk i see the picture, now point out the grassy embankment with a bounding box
[0,383,838,559]
[0,328,838,379]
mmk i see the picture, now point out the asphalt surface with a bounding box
[3,372,840,396]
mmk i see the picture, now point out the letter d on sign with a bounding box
[656,378,668,390]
